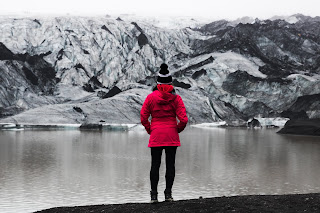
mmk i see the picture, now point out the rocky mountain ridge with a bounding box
[0,14,319,125]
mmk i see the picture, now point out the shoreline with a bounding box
[2,119,320,137]
[0,123,138,131]
[0,121,281,130]
[35,193,320,213]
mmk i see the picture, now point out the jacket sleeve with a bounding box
[140,95,151,134]
[175,95,188,133]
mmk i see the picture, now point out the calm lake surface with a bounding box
[1,127,320,213]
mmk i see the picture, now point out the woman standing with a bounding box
[140,63,188,203]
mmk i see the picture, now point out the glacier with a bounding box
[0,14,320,127]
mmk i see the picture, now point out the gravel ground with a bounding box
[35,193,320,213]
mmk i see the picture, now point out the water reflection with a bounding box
[0,128,320,213]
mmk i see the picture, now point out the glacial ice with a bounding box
[190,122,227,129]
[0,122,140,131]
[0,14,320,127]
[250,117,290,127]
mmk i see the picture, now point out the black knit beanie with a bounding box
[157,63,172,84]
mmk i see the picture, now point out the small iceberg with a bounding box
[0,123,82,130]
[252,117,289,127]
[128,124,146,133]
[101,123,137,131]
[0,123,17,129]
[190,121,227,129]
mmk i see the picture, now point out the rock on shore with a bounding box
[35,193,320,213]
[277,119,320,136]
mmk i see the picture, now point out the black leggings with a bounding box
[150,146,177,192]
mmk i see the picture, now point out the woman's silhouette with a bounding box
[140,63,188,203]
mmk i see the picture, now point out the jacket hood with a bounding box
[153,90,177,105]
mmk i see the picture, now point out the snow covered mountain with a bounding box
[0,14,319,125]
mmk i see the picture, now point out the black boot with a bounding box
[150,191,158,203]
[164,189,174,202]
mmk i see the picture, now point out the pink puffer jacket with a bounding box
[140,90,188,147]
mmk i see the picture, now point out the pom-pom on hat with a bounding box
[157,63,172,84]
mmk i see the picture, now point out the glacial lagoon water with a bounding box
[1,127,320,213]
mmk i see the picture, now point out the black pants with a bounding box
[150,146,177,192]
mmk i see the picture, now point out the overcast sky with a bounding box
[1,0,319,20]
